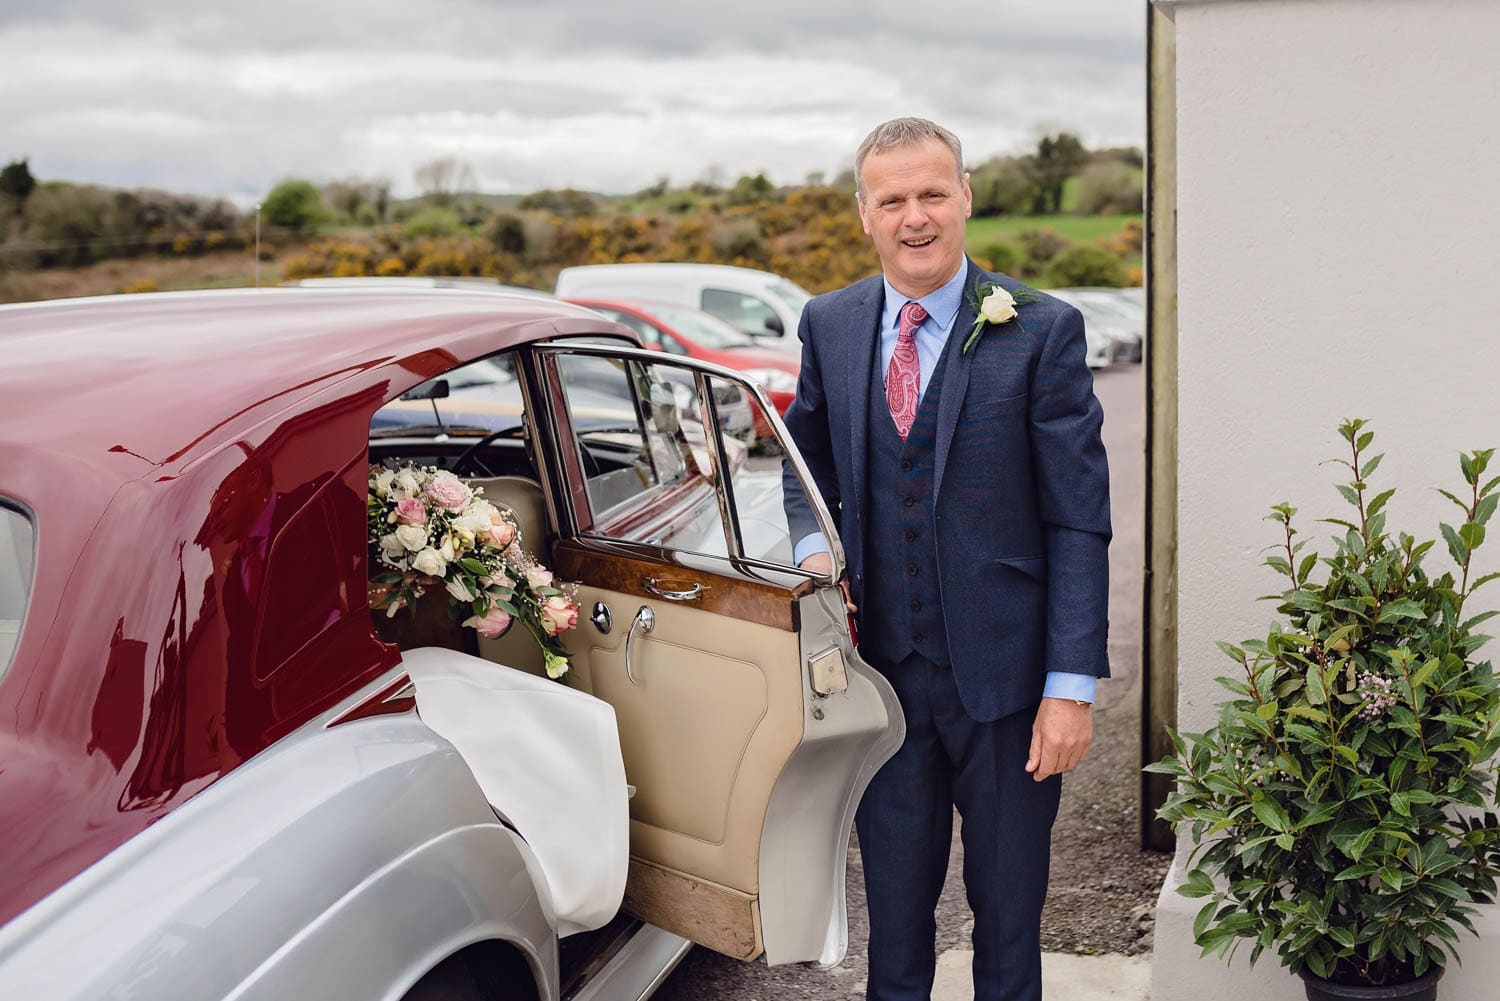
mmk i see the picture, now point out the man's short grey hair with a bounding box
[854,117,965,199]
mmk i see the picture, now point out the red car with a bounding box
[0,287,901,1001]
[565,298,801,417]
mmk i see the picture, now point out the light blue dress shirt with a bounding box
[792,261,1095,703]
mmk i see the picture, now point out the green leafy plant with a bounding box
[1147,420,1500,988]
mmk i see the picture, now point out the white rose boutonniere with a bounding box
[963,278,1040,354]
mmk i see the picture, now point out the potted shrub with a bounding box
[1147,421,1500,1000]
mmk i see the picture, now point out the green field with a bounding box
[964,213,1140,252]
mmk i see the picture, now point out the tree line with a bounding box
[0,132,1141,294]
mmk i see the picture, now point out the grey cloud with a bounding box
[0,0,1143,198]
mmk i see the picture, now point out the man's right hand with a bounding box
[798,552,856,612]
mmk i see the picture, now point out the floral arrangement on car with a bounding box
[366,463,580,679]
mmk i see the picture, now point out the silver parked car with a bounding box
[1048,287,1144,364]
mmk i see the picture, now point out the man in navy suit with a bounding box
[781,117,1111,1001]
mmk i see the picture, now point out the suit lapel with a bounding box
[846,282,883,524]
[933,258,982,498]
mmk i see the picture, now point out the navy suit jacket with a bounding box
[782,258,1111,722]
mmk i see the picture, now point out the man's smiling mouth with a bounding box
[902,236,937,248]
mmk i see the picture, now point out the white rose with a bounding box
[978,287,1018,325]
[372,469,396,496]
[446,577,475,602]
[450,511,489,537]
[439,535,457,561]
[394,469,421,498]
[395,524,428,552]
[412,547,448,577]
[379,532,406,563]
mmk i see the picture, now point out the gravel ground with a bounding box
[654,365,1170,999]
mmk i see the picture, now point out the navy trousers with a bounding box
[856,652,1062,1001]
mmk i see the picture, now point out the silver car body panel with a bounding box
[570,925,693,1001]
[757,588,905,967]
[0,668,558,1001]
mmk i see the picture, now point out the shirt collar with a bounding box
[881,258,969,332]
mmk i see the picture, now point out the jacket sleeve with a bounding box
[780,304,840,553]
[1029,303,1112,678]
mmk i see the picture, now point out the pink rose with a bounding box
[394,497,428,526]
[424,476,472,511]
[526,566,554,589]
[540,595,579,636]
[484,516,517,549]
[463,605,513,638]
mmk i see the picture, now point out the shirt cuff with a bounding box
[1043,672,1097,704]
[793,532,830,567]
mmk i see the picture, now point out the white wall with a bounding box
[1153,1,1500,998]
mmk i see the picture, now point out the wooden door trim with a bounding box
[552,539,813,632]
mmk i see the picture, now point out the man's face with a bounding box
[857,138,973,299]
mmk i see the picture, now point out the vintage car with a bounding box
[0,288,903,1001]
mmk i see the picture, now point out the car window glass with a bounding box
[767,278,812,316]
[705,376,796,566]
[649,305,753,350]
[0,503,34,677]
[592,307,660,347]
[700,288,780,336]
[554,354,730,555]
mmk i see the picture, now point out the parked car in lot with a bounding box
[1048,287,1143,364]
[554,264,812,356]
[288,275,556,298]
[564,297,800,418]
[0,288,903,1001]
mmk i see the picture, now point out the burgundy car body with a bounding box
[0,289,625,927]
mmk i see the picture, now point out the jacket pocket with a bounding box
[989,555,1047,581]
[965,393,1028,420]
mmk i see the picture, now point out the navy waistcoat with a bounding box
[859,333,952,666]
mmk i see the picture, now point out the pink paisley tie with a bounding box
[886,300,927,440]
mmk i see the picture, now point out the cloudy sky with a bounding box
[0,1,1145,203]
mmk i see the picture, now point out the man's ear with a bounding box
[856,195,873,236]
[962,171,973,219]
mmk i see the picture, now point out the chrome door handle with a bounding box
[642,576,705,601]
[624,605,655,686]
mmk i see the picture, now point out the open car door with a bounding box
[532,344,904,968]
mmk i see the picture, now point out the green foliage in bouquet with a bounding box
[1147,421,1500,988]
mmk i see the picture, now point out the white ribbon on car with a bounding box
[401,647,629,937]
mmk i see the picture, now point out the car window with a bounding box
[648,305,753,350]
[552,354,731,555]
[766,278,812,316]
[701,288,781,336]
[705,376,796,566]
[0,502,36,677]
[591,307,661,347]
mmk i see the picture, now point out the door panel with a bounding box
[539,346,902,966]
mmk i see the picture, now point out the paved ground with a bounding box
[653,364,1165,1000]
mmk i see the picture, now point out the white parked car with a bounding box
[554,264,812,355]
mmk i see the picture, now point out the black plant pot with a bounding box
[1300,966,1443,1001]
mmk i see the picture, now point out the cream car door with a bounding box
[533,344,904,968]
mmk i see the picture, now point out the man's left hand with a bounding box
[1025,698,1094,782]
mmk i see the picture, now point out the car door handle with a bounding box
[642,576,704,601]
[624,605,654,686]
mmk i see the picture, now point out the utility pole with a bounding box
[254,202,262,289]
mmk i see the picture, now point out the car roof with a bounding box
[0,287,612,481]
[556,261,782,287]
